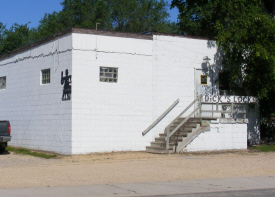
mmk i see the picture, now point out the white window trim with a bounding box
[41,69,51,85]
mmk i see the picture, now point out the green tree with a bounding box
[0,22,6,53]
[34,0,112,40]
[171,0,275,98]
[171,0,275,139]
[35,12,67,40]
[0,22,6,38]
[0,23,35,55]
[109,0,171,33]
[0,0,177,56]
[35,0,174,40]
[60,0,111,29]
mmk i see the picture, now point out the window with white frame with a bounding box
[100,67,118,83]
[0,76,6,90]
[41,69,50,84]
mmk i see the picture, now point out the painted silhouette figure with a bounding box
[61,69,71,100]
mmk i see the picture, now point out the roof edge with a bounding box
[0,27,73,61]
[0,27,212,61]
[152,32,210,41]
[72,27,153,40]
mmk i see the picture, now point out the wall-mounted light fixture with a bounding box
[203,56,211,64]
[203,56,211,61]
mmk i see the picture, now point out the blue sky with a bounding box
[0,0,179,29]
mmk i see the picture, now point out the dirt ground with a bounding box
[0,150,275,189]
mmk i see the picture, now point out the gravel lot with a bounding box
[0,150,275,189]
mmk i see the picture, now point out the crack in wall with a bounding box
[0,49,72,67]
[73,48,152,57]
[0,47,152,67]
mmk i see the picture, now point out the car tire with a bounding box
[0,147,5,154]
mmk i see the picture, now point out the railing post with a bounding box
[231,103,234,118]
[142,98,179,136]
[166,126,170,151]
[198,95,202,117]
[215,102,218,118]
[244,104,248,119]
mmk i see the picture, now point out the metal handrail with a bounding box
[143,94,250,152]
[165,95,203,130]
[167,107,199,139]
[165,95,202,150]
[142,98,179,136]
[165,96,248,151]
[200,102,247,118]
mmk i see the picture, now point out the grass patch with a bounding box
[251,145,275,152]
[6,147,57,159]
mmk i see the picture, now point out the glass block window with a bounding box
[0,76,6,90]
[41,69,50,84]
[100,67,118,83]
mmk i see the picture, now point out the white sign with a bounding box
[202,95,257,103]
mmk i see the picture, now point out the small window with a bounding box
[100,67,118,83]
[200,75,208,85]
[41,69,50,84]
[0,76,6,90]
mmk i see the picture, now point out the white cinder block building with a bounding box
[0,28,260,154]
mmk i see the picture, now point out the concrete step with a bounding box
[173,118,201,124]
[176,131,190,136]
[159,132,188,138]
[188,118,203,121]
[155,136,184,142]
[146,146,172,154]
[174,117,216,123]
[164,127,193,134]
[146,117,213,154]
[150,142,175,149]
[171,122,198,128]
[168,126,196,131]
[195,117,217,120]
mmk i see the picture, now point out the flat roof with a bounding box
[0,27,209,61]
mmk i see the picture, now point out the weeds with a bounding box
[6,147,57,159]
[251,145,275,152]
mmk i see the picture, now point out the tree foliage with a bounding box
[172,0,275,139]
[108,0,171,32]
[171,0,274,95]
[0,0,177,55]
[35,0,175,40]
[171,0,275,99]
[0,23,36,55]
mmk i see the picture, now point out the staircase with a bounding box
[143,95,247,154]
[146,117,216,154]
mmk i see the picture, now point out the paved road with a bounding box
[166,188,275,197]
[0,175,274,197]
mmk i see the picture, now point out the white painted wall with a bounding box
[70,34,222,154]
[0,34,73,154]
[0,31,257,154]
[71,33,153,154]
[184,123,247,151]
[148,35,259,150]
[148,35,219,141]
